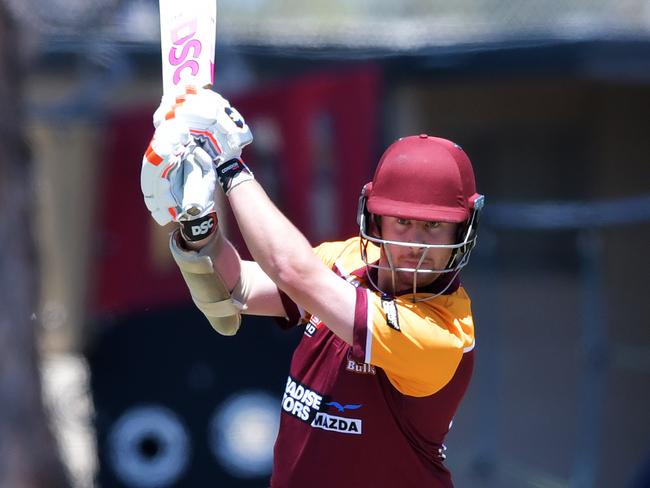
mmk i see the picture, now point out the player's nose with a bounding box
[408,226,430,245]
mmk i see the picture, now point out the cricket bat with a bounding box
[159,0,217,97]
[158,0,219,218]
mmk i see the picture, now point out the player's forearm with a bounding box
[180,233,212,251]
[176,229,241,292]
[226,179,356,345]
[226,180,317,294]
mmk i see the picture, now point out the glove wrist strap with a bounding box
[180,212,218,242]
[216,158,254,195]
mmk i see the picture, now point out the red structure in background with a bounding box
[93,65,381,317]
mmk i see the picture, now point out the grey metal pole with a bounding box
[471,229,502,483]
[570,230,609,488]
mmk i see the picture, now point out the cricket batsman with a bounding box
[140,86,485,487]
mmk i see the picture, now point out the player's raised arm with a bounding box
[140,88,288,335]
[224,178,359,345]
[154,87,360,344]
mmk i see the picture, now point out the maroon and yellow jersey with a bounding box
[271,237,476,488]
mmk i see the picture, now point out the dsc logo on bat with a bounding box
[168,18,203,85]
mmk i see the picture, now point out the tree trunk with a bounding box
[0,2,69,487]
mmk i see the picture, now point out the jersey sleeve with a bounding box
[351,286,475,397]
[312,241,348,269]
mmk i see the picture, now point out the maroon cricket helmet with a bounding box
[364,134,481,223]
[357,134,485,299]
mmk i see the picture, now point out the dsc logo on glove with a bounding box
[192,219,214,236]
[180,213,217,242]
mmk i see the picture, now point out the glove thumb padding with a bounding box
[141,119,192,226]
[178,146,217,220]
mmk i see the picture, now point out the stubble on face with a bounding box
[381,245,451,292]
[376,217,458,294]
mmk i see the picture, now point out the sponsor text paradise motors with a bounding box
[282,376,362,435]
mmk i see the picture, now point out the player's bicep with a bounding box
[239,260,290,318]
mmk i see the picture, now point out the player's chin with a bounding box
[417,273,441,288]
[396,271,440,290]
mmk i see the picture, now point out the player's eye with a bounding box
[396,218,410,225]
[425,221,442,230]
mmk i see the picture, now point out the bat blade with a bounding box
[159,0,217,96]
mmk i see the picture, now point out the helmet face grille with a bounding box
[357,199,482,301]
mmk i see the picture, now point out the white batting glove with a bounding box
[154,86,255,194]
[141,118,219,241]
[175,144,220,241]
[141,118,189,226]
